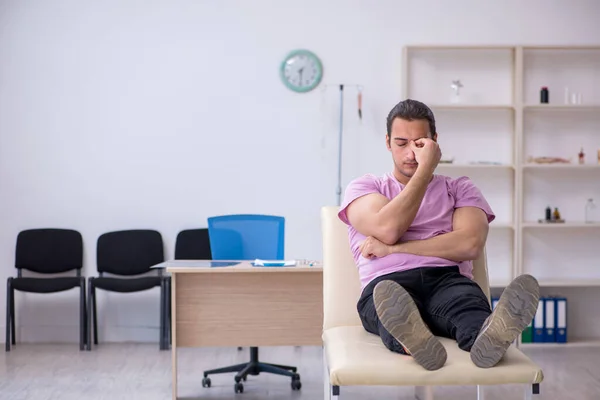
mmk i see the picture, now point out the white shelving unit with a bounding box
[403,45,600,343]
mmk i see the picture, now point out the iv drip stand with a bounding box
[336,84,344,206]
[322,82,362,206]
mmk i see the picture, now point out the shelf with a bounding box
[536,279,600,287]
[523,104,600,111]
[520,339,600,348]
[429,104,514,110]
[407,45,516,50]
[523,46,600,50]
[437,164,514,169]
[489,280,511,288]
[522,222,600,228]
[523,164,600,170]
[490,223,514,229]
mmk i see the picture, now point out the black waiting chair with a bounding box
[174,228,212,260]
[165,228,213,346]
[87,229,168,351]
[6,228,86,351]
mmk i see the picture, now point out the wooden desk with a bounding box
[165,260,324,399]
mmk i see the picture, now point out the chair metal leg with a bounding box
[524,385,533,400]
[415,386,435,400]
[332,385,340,398]
[5,278,11,352]
[204,362,249,376]
[324,349,338,399]
[167,278,172,346]
[87,278,93,351]
[10,282,15,345]
[235,363,255,381]
[476,385,485,400]
[262,362,297,372]
[162,278,168,349]
[159,279,166,350]
[92,285,98,345]
[79,278,86,351]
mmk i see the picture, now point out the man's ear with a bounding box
[432,133,438,142]
[386,134,391,150]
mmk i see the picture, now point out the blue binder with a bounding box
[555,297,567,343]
[491,297,499,310]
[543,297,556,342]
[533,298,545,342]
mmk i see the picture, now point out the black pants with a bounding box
[357,266,491,355]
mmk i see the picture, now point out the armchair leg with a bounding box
[476,385,485,400]
[79,278,86,351]
[415,386,435,400]
[5,278,11,352]
[524,384,534,400]
[323,349,339,399]
[92,284,98,345]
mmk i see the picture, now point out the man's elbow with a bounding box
[463,235,486,260]
[376,227,403,246]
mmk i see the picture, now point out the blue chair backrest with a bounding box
[207,214,285,260]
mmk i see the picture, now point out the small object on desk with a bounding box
[545,206,552,222]
[540,86,549,104]
[253,259,297,267]
[578,148,585,164]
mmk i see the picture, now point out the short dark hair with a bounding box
[386,99,436,137]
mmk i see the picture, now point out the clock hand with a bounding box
[298,68,304,86]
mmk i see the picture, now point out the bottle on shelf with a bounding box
[545,206,552,221]
[585,199,598,223]
[552,207,561,221]
[540,87,549,103]
[579,148,585,165]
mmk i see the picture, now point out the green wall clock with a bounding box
[280,49,323,93]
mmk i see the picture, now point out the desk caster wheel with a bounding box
[234,382,244,393]
[202,377,211,388]
[291,374,301,391]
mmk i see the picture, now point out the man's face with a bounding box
[385,118,437,181]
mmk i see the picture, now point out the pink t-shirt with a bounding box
[338,173,495,290]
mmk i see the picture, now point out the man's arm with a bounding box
[346,139,440,245]
[389,207,489,261]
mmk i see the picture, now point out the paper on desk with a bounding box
[253,259,297,267]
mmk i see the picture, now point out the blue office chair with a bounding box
[202,214,301,394]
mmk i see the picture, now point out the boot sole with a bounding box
[470,274,540,368]
[373,280,447,371]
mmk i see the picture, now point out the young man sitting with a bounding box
[338,99,539,371]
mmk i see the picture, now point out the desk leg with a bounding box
[415,386,434,400]
[171,274,178,400]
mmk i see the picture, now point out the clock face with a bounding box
[280,50,323,93]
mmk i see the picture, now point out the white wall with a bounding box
[0,0,599,344]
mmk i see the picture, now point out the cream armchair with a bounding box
[320,206,543,400]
